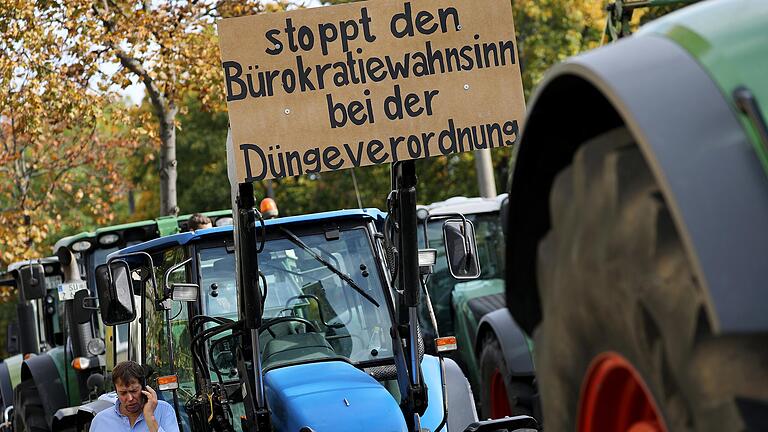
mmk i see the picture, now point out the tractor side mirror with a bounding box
[443,219,481,280]
[95,261,137,325]
[19,264,46,300]
[16,302,39,354]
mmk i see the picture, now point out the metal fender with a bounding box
[420,354,447,432]
[443,357,479,431]
[476,308,534,376]
[51,407,79,432]
[51,396,114,432]
[420,354,479,432]
[0,362,12,412]
[506,34,768,335]
[45,346,81,406]
[58,391,118,432]
[20,349,69,428]
[3,355,22,390]
[76,398,114,432]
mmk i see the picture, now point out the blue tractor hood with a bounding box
[264,361,407,432]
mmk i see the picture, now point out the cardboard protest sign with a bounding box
[219,0,525,183]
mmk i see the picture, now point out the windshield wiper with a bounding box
[278,227,380,307]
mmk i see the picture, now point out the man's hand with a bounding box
[142,385,160,432]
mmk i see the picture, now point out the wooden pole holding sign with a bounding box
[219,0,525,183]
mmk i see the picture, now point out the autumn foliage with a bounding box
[0,2,137,267]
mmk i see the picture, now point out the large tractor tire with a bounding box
[478,334,536,420]
[535,127,768,432]
[13,379,48,432]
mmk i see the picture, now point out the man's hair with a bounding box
[112,360,144,386]
[188,213,212,230]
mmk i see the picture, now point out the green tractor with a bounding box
[0,258,66,431]
[417,195,537,420]
[13,210,231,432]
[504,0,768,430]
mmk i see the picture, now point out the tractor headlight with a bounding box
[99,234,120,246]
[98,233,120,246]
[87,338,106,356]
[71,240,93,252]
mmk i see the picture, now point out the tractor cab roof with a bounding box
[53,210,233,253]
[420,193,507,216]
[6,256,60,273]
[1,257,61,289]
[110,208,385,258]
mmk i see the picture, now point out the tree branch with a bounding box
[94,0,168,120]
[114,50,167,117]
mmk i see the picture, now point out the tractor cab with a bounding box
[93,210,402,431]
[1,257,65,356]
[416,195,538,420]
[416,195,508,345]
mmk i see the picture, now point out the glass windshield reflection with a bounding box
[199,227,392,373]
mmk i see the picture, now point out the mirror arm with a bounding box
[82,296,99,311]
[420,217,430,249]
[425,212,471,251]
[163,257,193,301]
[107,251,159,304]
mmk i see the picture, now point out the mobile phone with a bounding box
[141,378,148,405]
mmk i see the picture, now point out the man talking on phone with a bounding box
[90,361,180,432]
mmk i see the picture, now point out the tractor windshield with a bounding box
[199,226,393,375]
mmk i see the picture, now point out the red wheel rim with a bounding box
[578,352,668,432]
[489,369,512,418]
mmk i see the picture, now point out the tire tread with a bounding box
[536,127,768,432]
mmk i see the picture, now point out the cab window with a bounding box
[143,247,195,402]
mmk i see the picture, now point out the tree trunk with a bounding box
[158,103,178,216]
[97,5,180,217]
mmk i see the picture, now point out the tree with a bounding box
[86,1,292,216]
[0,1,137,267]
[509,0,604,98]
[176,97,231,213]
[124,95,235,221]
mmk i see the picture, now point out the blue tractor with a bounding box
[89,203,538,431]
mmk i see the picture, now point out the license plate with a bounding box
[58,281,87,301]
